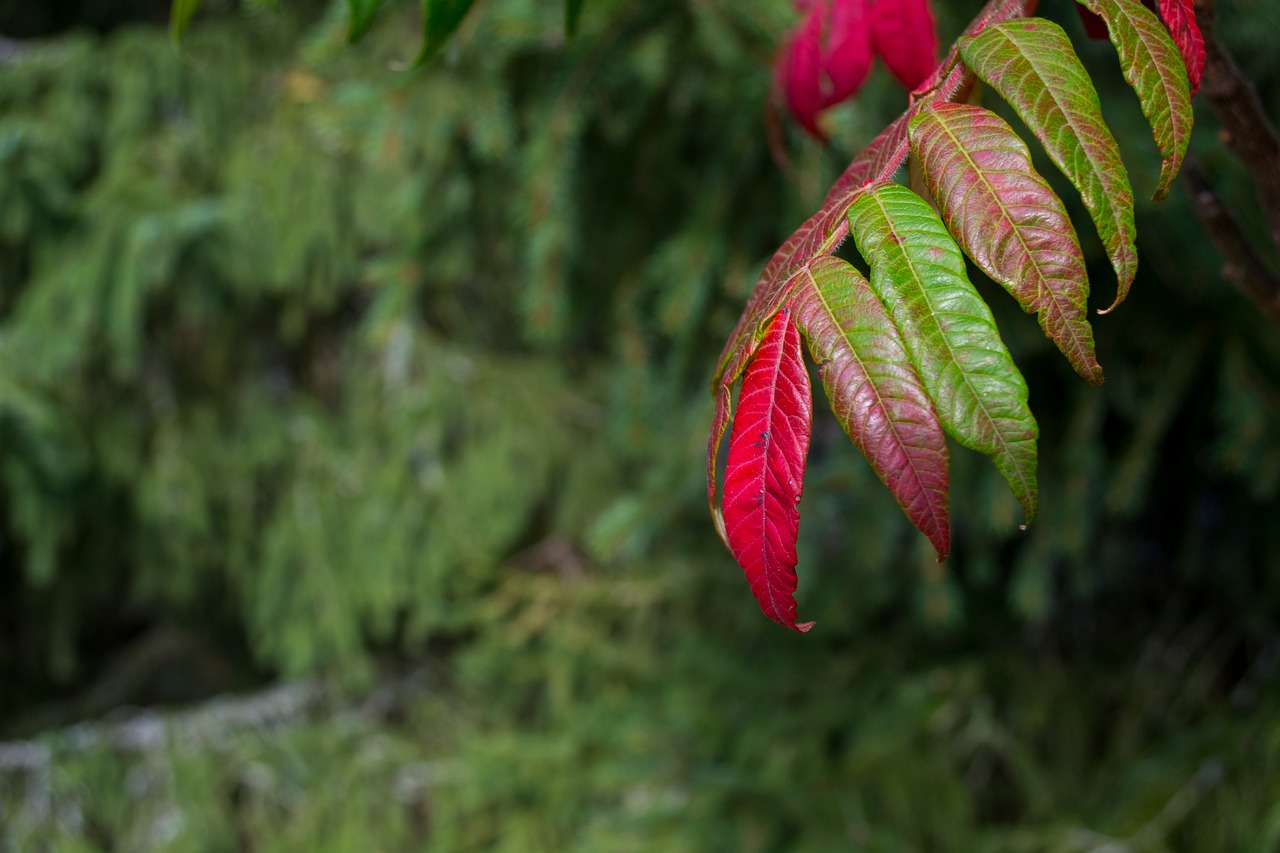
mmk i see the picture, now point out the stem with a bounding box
[1194,0,1280,256]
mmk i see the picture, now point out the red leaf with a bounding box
[868,0,939,91]
[823,0,873,108]
[776,2,828,139]
[1157,0,1204,95]
[722,307,814,632]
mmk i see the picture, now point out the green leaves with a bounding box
[909,103,1101,384]
[793,257,951,558]
[849,183,1039,524]
[1075,0,1193,201]
[960,19,1138,311]
[703,0,1200,628]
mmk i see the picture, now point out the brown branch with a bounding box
[1182,157,1280,327]
[1195,0,1280,255]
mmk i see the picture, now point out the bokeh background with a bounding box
[2,0,1279,848]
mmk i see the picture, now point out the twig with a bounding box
[1195,0,1280,256]
[1182,157,1280,327]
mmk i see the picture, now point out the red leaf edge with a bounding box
[1157,0,1204,95]
[722,307,815,632]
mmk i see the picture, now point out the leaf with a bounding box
[348,0,384,43]
[417,0,477,65]
[848,183,1039,524]
[960,19,1138,312]
[908,102,1102,384]
[868,0,939,91]
[565,0,585,38]
[722,308,814,632]
[792,256,951,557]
[1157,0,1204,95]
[775,2,828,138]
[169,0,202,41]
[824,0,874,107]
[715,0,1040,395]
[1076,0,1194,201]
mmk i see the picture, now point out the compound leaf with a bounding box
[909,102,1101,384]
[793,256,951,558]
[722,308,814,632]
[848,183,1039,524]
[960,19,1138,312]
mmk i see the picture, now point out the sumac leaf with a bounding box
[776,3,829,138]
[908,103,1102,384]
[722,308,814,632]
[1157,0,1204,95]
[418,0,477,65]
[825,0,874,106]
[714,0,1040,396]
[960,19,1138,312]
[1076,0,1193,201]
[868,0,939,91]
[848,183,1039,524]
[793,256,951,557]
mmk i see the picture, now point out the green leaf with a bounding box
[848,183,1039,524]
[1075,0,1193,201]
[960,19,1137,312]
[566,0,585,38]
[909,102,1102,384]
[418,0,477,65]
[793,256,951,558]
[348,0,385,43]
[170,0,202,41]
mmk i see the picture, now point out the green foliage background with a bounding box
[2,0,1280,848]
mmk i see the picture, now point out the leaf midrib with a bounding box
[800,264,947,534]
[864,191,1034,502]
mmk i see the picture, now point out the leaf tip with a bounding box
[795,621,816,633]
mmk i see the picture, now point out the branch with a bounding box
[1194,0,1280,256]
[0,669,433,774]
[1182,157,1280,327]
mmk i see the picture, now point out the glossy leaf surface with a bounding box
[793,257,951,557]
[1157,0,1204,95]
[908,103,1102,384]
[960,19,1138,312]
[848,183,1039,523]
[722,308,814,632]
[1076,0,1193,200]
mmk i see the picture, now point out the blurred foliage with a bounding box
[1,0,1280,849]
